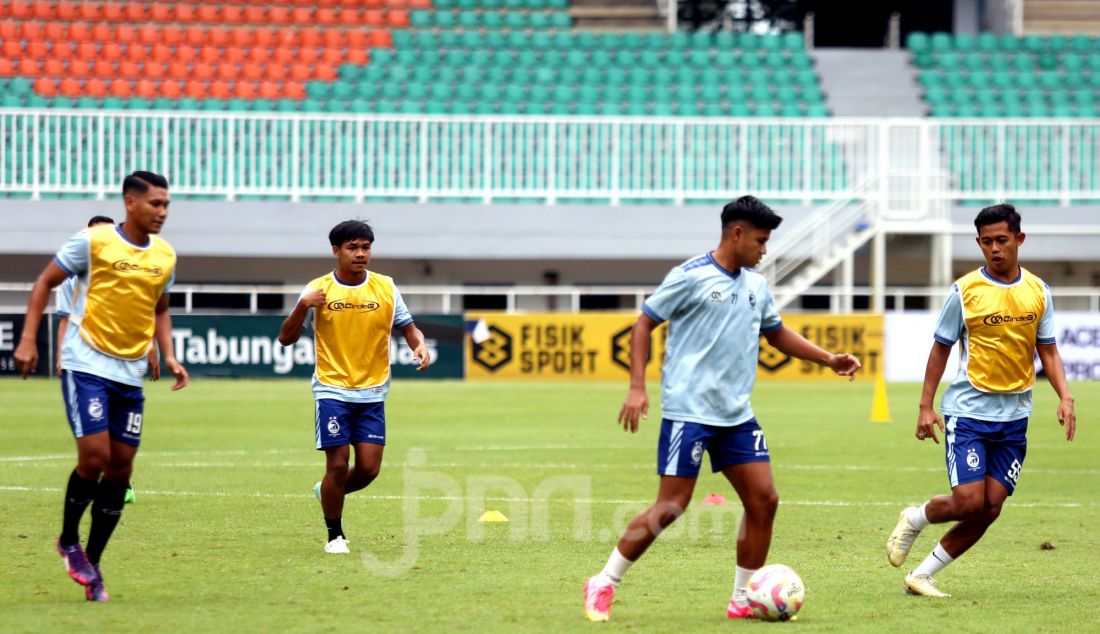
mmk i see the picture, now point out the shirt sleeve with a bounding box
[1037,284,1056,345]
[56,277,75,316]
[54,231,90,277]
[392,285,413,328]
[933,284,964,345]
[641,267,689,324]
[162,268,175,296]
[759,283,783,333]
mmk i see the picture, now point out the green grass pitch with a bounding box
[1,378,1096,632]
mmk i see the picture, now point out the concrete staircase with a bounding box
[813,48,927,117]
[1024,0,1100,34]
[570,0,664,31]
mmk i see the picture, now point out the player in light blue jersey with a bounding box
[584,196,863,622]
[886,204,1076,598]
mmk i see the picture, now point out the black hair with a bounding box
[87,215,114,227]
[122,171,169,197]
[974,203,1022,233]
[720,195,783,230]
[329,220,375,247]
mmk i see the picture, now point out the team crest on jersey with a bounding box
[327,417,341,436]
[966,448,980,470]
[690,441,704,465]
[709,291,722,302]
[748,292,757,309]
[87,399,104,421]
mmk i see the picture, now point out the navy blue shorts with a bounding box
[946,415,1028,495]
[315,399,386,449]
[60,370,145,446]
[656,419,770,477]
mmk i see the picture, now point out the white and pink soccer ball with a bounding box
[745,564,805,622]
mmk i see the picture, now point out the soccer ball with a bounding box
[745,564,805,621]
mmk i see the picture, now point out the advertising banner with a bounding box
[1044,312,1100,381]
[466,312,883,382]
[170,314,464,379]
[0,313,50,376]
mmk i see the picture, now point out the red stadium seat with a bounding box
[258,80,280,99]
[34,77,58,96]
[321,48,343,65]
[387,10,410,28]
[314,64,337,81]
[44,58,65,77]
[246,47,270,64]
[184,80,205,99]
[222,6,244,23]
[8,1,31,19]
[244,6,266,23]
[283,81,305,99]
[115,24,137,44]
[56,0,79,20]
[16,59,41,76]
[209,27,230,48]
[0,21,17,40]
[92,59,114,77]
[288,63,310,81]
[175,45,197,63]
[241,63,264,81]
[265,63,288,81]
[197,5,220,23]
[276,29,299,48]
[149,3,172,22]
[68,59,91,77]
[268,7,290,24]
[33,0,55,18]
[168,61,189,79]
[143,61,165,79]
[323,30,344,48]
[136,78,157,98]
[363,0,385,9]
[290,7,312,24]
[216,64,238,81]
[0,59,15,77]
[368,30,392,48]
[254,28,277,48]
[345,30,369,49]
[85,78,106,98]
[75,41,97,60]
[235,81,256,99]
[316,7,337,24]
[272,47,295,65]
[407,0,431,9]
[174,4,196,22]
[199,46,220,64]
[151,44,173,63]
[44,22,66,41]
[60,77,83,97]
[91,22,112,42]
[363,10,384,26]
[102,2,124,21]
[101,42,122,61]
[209,80,231,99]
[297,48,319,65]
[124,43,146,63]
[52,41,75,60]
[161,25,182,45]
[118,60,140,78]
[27,40,48,59]
[20,21,43,41]
[68,21,90,41]
[300,28,323,48]
[184,27,205,47]
[139,26,159,46]
[193,63,214,81]
[0,41,21,58]
[109,79,134,98]
[225,47,246,64]
[125,3,146,22]
[230,27,253,47]
[160,80,182,99]
[346,49,368,65]
[78,1,100,21]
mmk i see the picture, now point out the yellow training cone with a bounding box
[870,374,891,424]
[478,510,509,523]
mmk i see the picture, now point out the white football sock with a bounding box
[906,502,931,531]
[913,543,955,578]
[732,565,758,604]
[597,548,633,587]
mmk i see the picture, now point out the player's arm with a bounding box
[762,326,862,380]
[278,288,325,346]
[400,322,430,371]
[618,313,659,433]
[915,341,952,444]
[14,261,70,378]
[153,294,188,391]
[147,339,161,381]
[1036,343,1076,441]
[55,316,68,376]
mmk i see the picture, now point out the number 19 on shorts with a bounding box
[126,412,143,435]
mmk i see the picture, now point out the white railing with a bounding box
[3,282,1099,315]
[2,110,1099,206]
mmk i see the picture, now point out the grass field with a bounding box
[1,377,1096,633]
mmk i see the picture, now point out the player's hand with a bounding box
[14,338,38,379]
[828,353,862,381]
[617,386,649,433]
[915,405,944,444]
[299,288,326,309]
[1058,396,1076,441]
[147,349,161,381]
[165,357,189,391]
[412,344,430,371]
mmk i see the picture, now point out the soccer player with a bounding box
[278,220,430,554]
[885,204,1076,597]
[14,171,189,602]
[583,196,863,622]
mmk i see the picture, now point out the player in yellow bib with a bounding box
[886,204,1076,597]
[15,172,189,602]
[279,220,429,554]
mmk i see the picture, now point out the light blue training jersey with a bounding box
[642,252,783,427]
[54,228,175,387]
[56,276,76,317]
[933,273,1056,422]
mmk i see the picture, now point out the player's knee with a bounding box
[326,460,350,480]
[78,450,109,475]
[954,495,985,519]
[983,502,1003,524]
[361,462,381,483]
[747,488,779,517]
[654,498,689,526]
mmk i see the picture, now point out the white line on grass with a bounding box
[0,485,1090,508]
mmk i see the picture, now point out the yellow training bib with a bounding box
[309,272,396,390]
[958,268,1047,393]
[78,224,176,360]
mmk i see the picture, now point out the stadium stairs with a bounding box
[1025,0,1100,34]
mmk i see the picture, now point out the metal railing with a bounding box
[3,282,1099,315]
